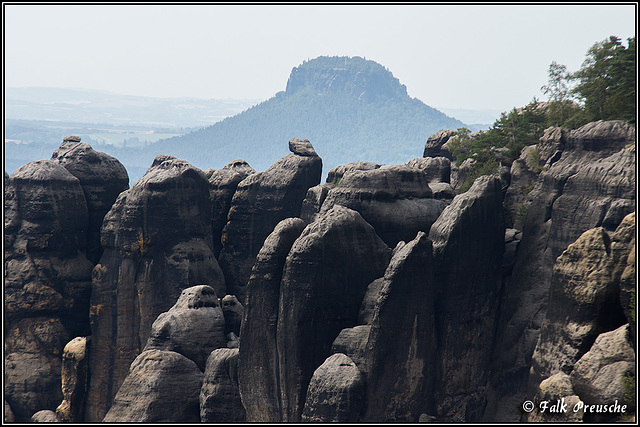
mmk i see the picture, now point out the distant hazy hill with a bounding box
[5,87,260,128]
[147,56,466,176]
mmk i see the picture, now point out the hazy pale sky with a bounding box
[4,3,636,111]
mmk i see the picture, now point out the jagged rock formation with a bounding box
[85,155,224,421]
[4,159,94,421]
[428,175,505,420]
[487,120,636,421]
[205,159,255,257]
[102,349,203,422]
[3,119,635,423]
[50,138,129,263]
[200,348,245,422]
[217,139,322,303]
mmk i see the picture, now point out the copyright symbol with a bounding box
[522,400,535,413]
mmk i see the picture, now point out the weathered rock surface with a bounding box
[277,205,391,421]
[200,348,245,422]
[85,155,224,421]
[428,175,505,421]
[529,215,633,394]
[359,232,437,421]
[221,294,244,337]
[325,161,381,186]
[570,324,635,421]
[301,353,365,422]
[55,337,88,422]
[318,164,447,247]
[30,410,60,422]
[5,401,15,423]
[488,120,636,421]
[51,139,129,264]
[218,139,322,302]
[406,156,451,184]
[4,160,93,421]
[528,372,583,422]
[503,144,543,230]
[103,349,203,422]
[206,159,255,257]
[423,129,456,159]
[144,285,227,371]
[238,218,306,422]
[301,161,380,224]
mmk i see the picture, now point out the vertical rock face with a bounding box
[4,160,93,421]
[218,139,322,303]
[301,353,365,422]
[277,205,392,421]
[206,159,255,258]
[428,175,505,421]
[238,218,306,422]
[317,164,447,247]
[55,337,88,422]
[143,285,227,371]
[102,349,203,422]
[528,216,633,393]
[200,348,245,422]
[50,139,129,264]
[359,231,437,422]
[488,120,636,421]
[85,156,224,421]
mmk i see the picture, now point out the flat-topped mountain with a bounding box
[146,56,465,177]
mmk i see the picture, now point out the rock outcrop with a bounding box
[238,218,307,422]
[428,175,505,421]
[314,164,447,247]
[570,324,635,421]
[357,231,437,422]
[4,160,93,421]
[301,353,365,422]
[85,156,224,421]
[488,120,636,421]
[218,139,322,302]
[276,205,392,421]
[528,215,634,394]
[50,138,129,264]
[55,337,88,422]
[423,129,456,159]
[205,159,255,257]
[143,285,227,371]
[200,348,245,422]
[102,349,203,422]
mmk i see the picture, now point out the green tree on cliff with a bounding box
[543,35,636,127]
